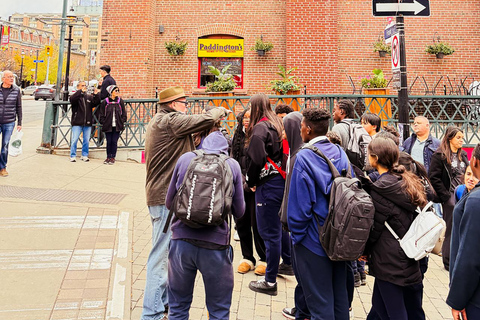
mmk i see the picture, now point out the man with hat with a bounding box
[142,86,231,320]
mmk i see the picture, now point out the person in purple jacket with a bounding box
[165,130,245,320]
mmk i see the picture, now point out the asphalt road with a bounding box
[21,95,48,125]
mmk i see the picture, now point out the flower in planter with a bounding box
[165,40,188,56]
[269,65,302,95]
[425,42,455,57]
[361,69,388,89]
[251,38,274,55]
[205,65,237,92]
[373,38,391,54]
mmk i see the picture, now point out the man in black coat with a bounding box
[69,81,100,162]
[98,65,116,100]
[0,70,22,177]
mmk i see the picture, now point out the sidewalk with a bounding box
[0,119,453,320]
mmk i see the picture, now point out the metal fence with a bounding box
[46,94,480,150]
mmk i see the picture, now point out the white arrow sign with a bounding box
[376,0,426,15]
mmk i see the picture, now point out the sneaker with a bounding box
[103,158,110,164]
[278,262,295,276]
[354,272,361,287]
[350,307,354,319]
[282,307,296,319]
[237,259,254,274]
[81,156,89,162]
[249,278,277,296]
[109,158,115,165]
[254,261,267,276]
[70,157,76,162]
[233,231,240,241]
[0,168,8,177]
[360,271,367,286]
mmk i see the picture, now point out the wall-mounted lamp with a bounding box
[159,25,165,34]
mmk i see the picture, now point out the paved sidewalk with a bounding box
[0,119,453,319]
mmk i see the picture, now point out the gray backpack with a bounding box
[164,150,234,231]
[303,145,375,261]
[341,121,372,170]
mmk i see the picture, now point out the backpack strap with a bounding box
[384,222,401,241]
[265,157,286,179]
[301,144,343,178]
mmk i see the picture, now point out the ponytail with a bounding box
[391,164,428,207]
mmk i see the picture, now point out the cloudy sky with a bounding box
[0,0,68,20]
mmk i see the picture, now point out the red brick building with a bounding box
[100,0,480,98]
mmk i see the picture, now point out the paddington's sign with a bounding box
[198,39,244,58]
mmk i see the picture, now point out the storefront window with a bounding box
[198,57,243,89]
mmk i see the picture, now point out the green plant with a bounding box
[360,69,388,89]
[373,39,391,53]
[165,40,188,56]
[205,64,237,92]
[425,42,455,56]
[269,65,301,94]
[251,38,274,52]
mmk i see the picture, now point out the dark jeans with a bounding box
[0,121,15,169]
[105,129,120,158]
[442,193,456,270]
[255,175,285,283]
[292,244,349,320]
[168,239,234,320]
[282,229,292,265]
[371,279,425,320]
[466,303,480,318]
[346,261,354,307]
[236,191,266,264]
[352,260,365,273]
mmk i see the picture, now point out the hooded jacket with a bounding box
[69,90,100,126]
[402,133,440,173]
[362,173,422,287]
[279,112,303,229]
[429,149,469,203]
[0,84,22,125]
[166,131,245,247]
[99,97,127,132]
[145,105,228,206]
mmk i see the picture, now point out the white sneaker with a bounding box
[70,157,76,162]
[234,231,240,241]
[81,156,90,162]
[349,307,354,319]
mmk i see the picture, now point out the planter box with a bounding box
[275,89,301,111]
[364,88,392,125]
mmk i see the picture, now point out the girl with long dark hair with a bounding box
[428,126,469,271]
[364,137,427,319]
[245,93,285,296]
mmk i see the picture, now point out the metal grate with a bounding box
[0,185,126,205]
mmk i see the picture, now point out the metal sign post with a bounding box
[396,16,410,143]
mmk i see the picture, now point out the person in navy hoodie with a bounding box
[447,143,480,320]
[165,131,245,320]
[287,108,351,320]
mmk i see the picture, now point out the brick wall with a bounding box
[101,0,480,98]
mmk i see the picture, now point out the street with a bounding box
[21,95,48,125]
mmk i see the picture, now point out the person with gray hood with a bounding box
[165,130,245,319]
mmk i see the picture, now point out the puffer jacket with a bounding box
[0,84,22,125]
[362,173,422,287]
[98,97,127,132]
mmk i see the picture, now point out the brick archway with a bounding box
[196,23,246,38]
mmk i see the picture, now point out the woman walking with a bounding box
[99,85,127,165]
[363,137,427,319]
[245,93,285,295]
[428,126,469,271]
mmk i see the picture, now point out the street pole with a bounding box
[63,24,73,101]
[55,0,68,101]
[34,49,39,85]
[19,51,24,87]
[396,15,409,143]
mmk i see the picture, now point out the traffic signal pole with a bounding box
[396,15,410,143]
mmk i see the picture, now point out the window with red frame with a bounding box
[198,57,243,89]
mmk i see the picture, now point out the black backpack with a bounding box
[164,150,234,232]
[341,121,372,171]
[303,145,375,261]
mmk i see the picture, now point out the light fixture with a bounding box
[159,25,165,34]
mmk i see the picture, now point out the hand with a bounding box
[17,125,22,131]
[93,88,99,94]
[452,308,467,320]
[359,255,368,262]
[82,87,87,93]
[250,186,256,192]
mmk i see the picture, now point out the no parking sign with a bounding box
[391,33,400,71]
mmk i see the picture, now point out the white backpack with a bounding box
[385,201,446,261]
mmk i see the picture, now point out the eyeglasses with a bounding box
[175,100,189,106]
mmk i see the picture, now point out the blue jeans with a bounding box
[142,205,172,320]
[168,239,234,320]
[0,122,15,170]
[70,126,92,158]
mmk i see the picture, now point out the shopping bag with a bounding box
[8,130,23,157]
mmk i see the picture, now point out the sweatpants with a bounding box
[168,239,234,320]
[255,175,285,283]
[371,279,425,320]
[292,243,349,320]
[236,190,266,264]
[105,129,120,159]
